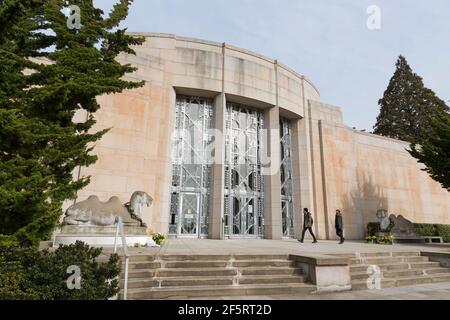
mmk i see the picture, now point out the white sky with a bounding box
[95,0,450,130]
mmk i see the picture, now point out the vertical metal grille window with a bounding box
[169,96,213,237]
[224,102,265,238]
[280,118,295,237]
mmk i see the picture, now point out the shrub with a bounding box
[376,235,394,245]
[365,235,377,243]
[413,223,437,237]
[0,241,120,300]
[366,222,380,236]
[413,223,450,243]
[148,230,166,246]
[435,225,450,243]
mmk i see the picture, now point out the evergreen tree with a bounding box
[409,112,450,191]
[373,55,449,143]
[0,0,144,247]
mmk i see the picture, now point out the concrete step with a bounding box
[121,274,306,289]
[159,255,230,261]
[156,268,238,277]
[238,274,306,285]
[120,279,155,289]
[126,269,156,279]
[350,256,429,265]
[151,276,234,288]
[232,260,294,268]
[351,268,428,280]
[391,252,421,257]
[240,267,304,276]
[350,261,441,273]
[233,254,290,260]
[351,278,397,290]
[158,254,290,261]
[163,260,230,268]
[424,268,450,275]
[123,261,161,270]
[118,254,156,262]
[351,272,450,290]
[358,252,393,258]
[334,251,420,259]
[120,283,316,300]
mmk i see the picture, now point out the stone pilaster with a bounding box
[208,93,226,239]
[263,106,283,240]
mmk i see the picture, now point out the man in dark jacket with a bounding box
[298,208,318,243]
[335,209,345,244]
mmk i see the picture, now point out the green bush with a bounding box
[0,241,120,300]
[435,225,450,243]
[366,222,380,236]
[148,230,166,246]
[413,223,450,243]
[414,223,437,237]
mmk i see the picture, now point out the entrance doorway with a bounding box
[224,102,265,238]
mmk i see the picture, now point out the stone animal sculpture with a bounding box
[129,191,153,220]
[64,192,151,227]
[376,209,391,231]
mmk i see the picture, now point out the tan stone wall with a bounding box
[74,33,318,235]
[309,102,450,240]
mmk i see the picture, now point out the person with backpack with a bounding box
[298,208,318,243]
[335,209,345,244]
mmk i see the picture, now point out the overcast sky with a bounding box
[95,0,450,131]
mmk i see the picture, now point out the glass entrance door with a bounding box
[169,96,213,238]
[280,118,295,238]
[224,102,264,238]
[179,193,199,235]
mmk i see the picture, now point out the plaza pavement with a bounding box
[127,238,450,256]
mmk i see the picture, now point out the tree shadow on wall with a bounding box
[340,175,388,239]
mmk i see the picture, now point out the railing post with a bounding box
[113,217,120,254]
[124,256,129,300]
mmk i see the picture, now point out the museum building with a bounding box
[71,33,450,241]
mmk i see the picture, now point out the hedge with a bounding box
[367,222,450,243]
[0,241,120,300]
[414,223,450,243]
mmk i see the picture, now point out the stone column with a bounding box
[263,105,283,240]
[291,79,315,239]
[208,93,226,239]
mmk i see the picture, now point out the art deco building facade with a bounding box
[72,33,450,240]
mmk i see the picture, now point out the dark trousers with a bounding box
[336,228,344,242]
[300,227,317,242]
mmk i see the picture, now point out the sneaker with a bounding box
[313,240,318,243]
[298,239,303,243]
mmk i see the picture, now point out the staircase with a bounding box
[118,254,315,299]
[336,251,450,290]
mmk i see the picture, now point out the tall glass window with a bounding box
[169,96,213,237]
[280,118,295,237]
[224,102,265,238]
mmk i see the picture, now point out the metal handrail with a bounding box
[113,217,129,300]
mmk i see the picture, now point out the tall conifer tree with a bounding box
[0,0,144,246]
[374,55,449,143]
[409,112,450,191]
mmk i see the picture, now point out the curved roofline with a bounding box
[126,32,321,98]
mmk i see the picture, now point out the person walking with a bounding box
[298,208,317,243]
[335,209,345,244]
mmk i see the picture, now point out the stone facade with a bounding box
[72,33,450,240]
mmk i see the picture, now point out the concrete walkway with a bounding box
[126,238,450,256]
